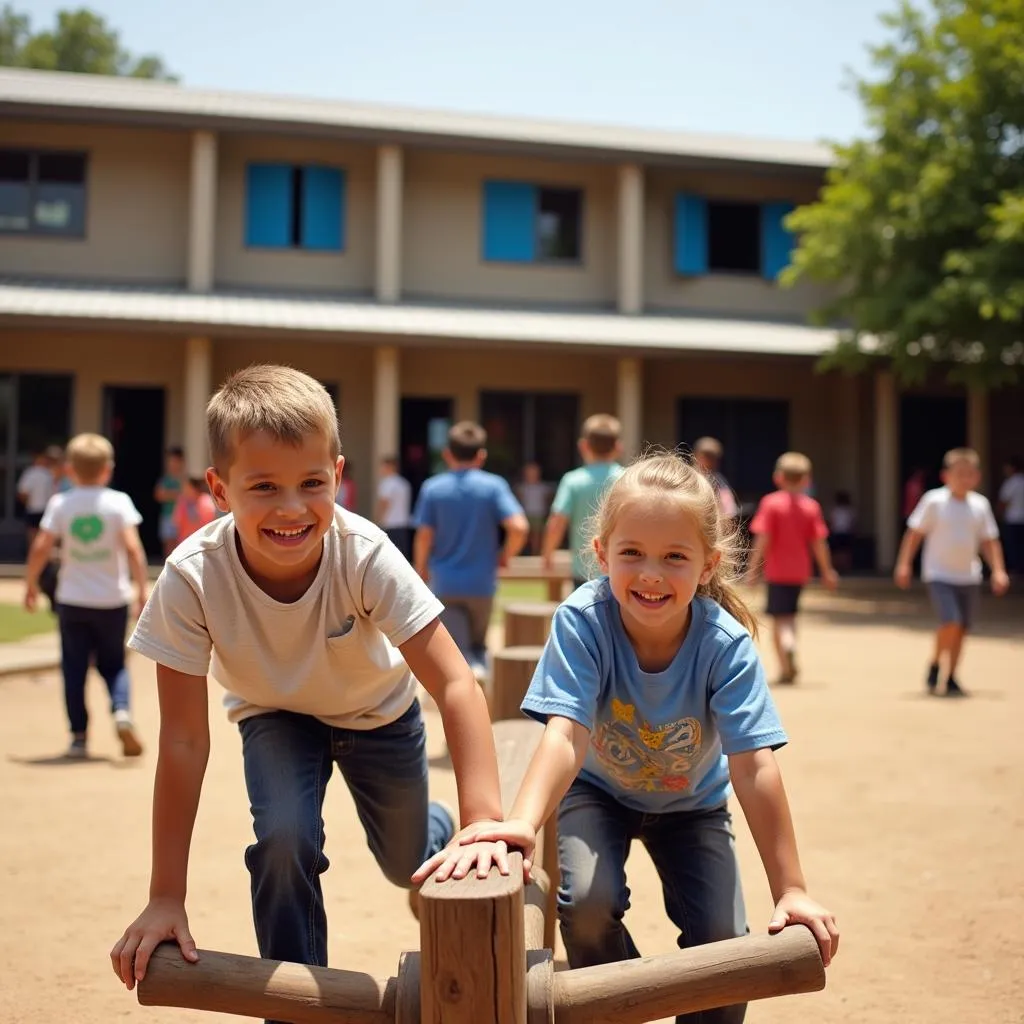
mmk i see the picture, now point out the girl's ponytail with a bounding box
[698,573,759,639]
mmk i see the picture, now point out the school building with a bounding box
[1,68,1020,563]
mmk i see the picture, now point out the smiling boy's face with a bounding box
[207,429,343,589]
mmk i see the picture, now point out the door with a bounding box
[400,397,454,503]
[103,386,166,558]
[900,395,967,492]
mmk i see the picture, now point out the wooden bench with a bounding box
[499,555,572,602]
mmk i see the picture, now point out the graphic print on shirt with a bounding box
[69,514,109,560]
[591,698,702,792]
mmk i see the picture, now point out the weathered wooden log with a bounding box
[419,851,528,1023]
[489,645,544,722]
[523,867,550,952]
[504,602,559,648]
[549,926,826,1024]
[137,943,395,1023]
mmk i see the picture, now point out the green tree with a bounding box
[0,5,177,80]
[784,0,1024,387]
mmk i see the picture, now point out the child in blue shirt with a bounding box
[417,452,838,1024]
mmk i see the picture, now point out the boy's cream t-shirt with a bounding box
[128,508,444,728]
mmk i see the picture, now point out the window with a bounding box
[674,194,795,280]
[0,149,87,236]
[245,164,346,251]
[479,391,579,483]
[482,181,583,263]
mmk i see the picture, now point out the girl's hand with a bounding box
[411,820,511,885]
[109,898,199,989]
[459,817,538,873]
[768,890,839,967]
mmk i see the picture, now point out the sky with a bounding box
[21,0,895,144]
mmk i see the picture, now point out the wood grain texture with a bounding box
[489,646,545,723]
[503,603,559,648]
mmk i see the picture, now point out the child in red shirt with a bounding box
[747,452,839,683]
[171,477,218,544]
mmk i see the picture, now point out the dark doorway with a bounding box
[900,395,967,492]
[479,390,579,485]
[103,386,166,558]
[400,397,454,503]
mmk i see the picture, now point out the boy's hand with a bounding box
[134,592,148,619]
[458,817,538,869]
[991,570,1010,596]
[110,898,199,990]
[768,890,839,967]
[822,568,839,591]
[411,820,512,884]
[894,564,912,590]
[23,585,38,612]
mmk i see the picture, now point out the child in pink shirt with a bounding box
[746,452,839,683]
[172,477,218,545]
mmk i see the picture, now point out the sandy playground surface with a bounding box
[1,582,1022,1024]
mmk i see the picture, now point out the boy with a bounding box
[17,446,59,547]
[746,452,838,683]
[543,414,624,590]
[895,447,1009,697]
[693,436,739,518]
[23,433,148,758]
[110,366,507,997]
[154,445,185,557]
[413,422,528,675]
[375,454,413,561]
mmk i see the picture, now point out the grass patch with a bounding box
[0,603,57,644]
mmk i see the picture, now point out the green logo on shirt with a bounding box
[70,514,105,544]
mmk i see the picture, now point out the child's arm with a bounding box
[540,514,569,569]
[744,532,768,584]
[810,537,839,589]
[729,748,839,966]
[980,538,1010,595]
[23,529,57,610]
[412,525,433,582]
[110,665,210,988]
[500,511,529,566]
[893,528,924,588]
[122,524,150,617]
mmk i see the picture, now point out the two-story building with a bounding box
[1,68,1019,563]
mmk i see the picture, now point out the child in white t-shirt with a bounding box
[109,364,507,995]
[895,447,1009,697]
[23,434,148,758]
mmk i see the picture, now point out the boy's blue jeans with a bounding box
[557,778,749,1024]
[238,700,453,981]
[57,603,131,735]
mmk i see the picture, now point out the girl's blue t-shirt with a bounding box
[520,579,787,814]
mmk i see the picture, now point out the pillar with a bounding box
[376,144,403,303]
[968,386,989,490]
[617,357,642,460]
[617,163,644,315]
[184,337,212,475]
[373,345,400,488]
[873,370,899,571]
[188,131,217,293]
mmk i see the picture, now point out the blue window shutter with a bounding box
[301,166,345,251]
[482,180,536,262]
[245,164,292,247]
[761,202,796,280]
[674,194,708,275]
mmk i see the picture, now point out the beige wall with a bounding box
[645,167,833,319]
[0,121,190,284]
[403,151,617,307]
[215,135,375,294]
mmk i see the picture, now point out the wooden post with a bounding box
[419,853,528,1024]
[504,602,559,648]
[551,927,825,1024]
[490,645,545,722]
[137,943,396,1023]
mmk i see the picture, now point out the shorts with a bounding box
[927,582,978,630]
[766,583,803,618]
[24,512,44,529]
[158,514,178,543]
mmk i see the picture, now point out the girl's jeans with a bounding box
[557,778,749,1024]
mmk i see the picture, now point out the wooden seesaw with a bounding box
[138,720,826,1023]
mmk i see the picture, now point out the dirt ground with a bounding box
[1,582,1022,1024]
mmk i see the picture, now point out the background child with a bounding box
[374,454,413,561]
[746,452,839,684]
[895,447,1008,697]
[419,453,839,1024]
[110,365,508,993]
[171,476,217,544]
[23,433,147,759]
[412,421,528,676]
[17,446,59,548]
[828,490,857,574]
[153,445,185,558]
[515,461,551,556]
[542,414,624,590]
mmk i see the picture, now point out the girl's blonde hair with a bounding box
[590,449,758,636]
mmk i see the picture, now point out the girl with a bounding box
[415,452,838,1024]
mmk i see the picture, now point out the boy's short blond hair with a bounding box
[66,433,114,484]
[774,451,813,484]
[581,414,621,457]
[207,364,341,472]
[943,447,980,470]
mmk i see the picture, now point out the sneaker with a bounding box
[65,736,87,759]
[926,662,940,694]
[114,710,144,757]
[945,678,968,698]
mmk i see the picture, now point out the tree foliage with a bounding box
[0,5,176,80]
[784,0,1024,386]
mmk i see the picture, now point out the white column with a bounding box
[184,336,212,475]
[188,131,218,293]
[617,357,643,460]
[376,145,403,303]
[968,386,989,490]
[617,163,644,315]
[873,370,899,571]
[373,345,400,491]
